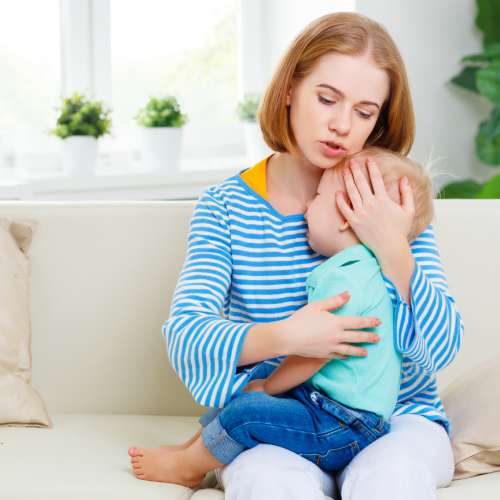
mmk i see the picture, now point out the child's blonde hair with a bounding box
[344,146,434,242]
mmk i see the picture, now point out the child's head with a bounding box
[304,146,434,256]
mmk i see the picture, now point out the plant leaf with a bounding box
[450,66,479,92]
[462,43,500,63]
[476,173,500,198]
[476,61,500,104]
[476,107,500,165]
[437,179,483,199]
[476,0,500,45]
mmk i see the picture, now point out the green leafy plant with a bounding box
[236,93,260,122]
[135,95,188,128]
[438,0,500,198]
[50,92,111,139]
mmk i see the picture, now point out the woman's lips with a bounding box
[319,141,346,158]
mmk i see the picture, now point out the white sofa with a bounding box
[0,199,499,500]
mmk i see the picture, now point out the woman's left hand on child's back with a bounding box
[336,157,415,256]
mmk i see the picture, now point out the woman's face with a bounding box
[286,51,390,169]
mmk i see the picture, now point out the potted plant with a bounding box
[50,92,111,176]
[438,0,500,198]
[237,93,271,165]
[135,95,188,173]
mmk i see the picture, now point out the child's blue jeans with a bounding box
[198,382,390,472]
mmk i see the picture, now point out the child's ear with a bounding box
[339,220,350,231]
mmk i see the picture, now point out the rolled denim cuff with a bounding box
[198,407,222,427]
[201,416,245,464]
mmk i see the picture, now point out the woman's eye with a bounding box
[318,96,334,105]
[357,111,372,120]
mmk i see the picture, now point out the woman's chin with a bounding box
[316,153,347,170]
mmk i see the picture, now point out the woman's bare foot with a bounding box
[128,446,205,488]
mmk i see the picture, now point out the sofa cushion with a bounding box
[441,357,500,479]
[1,413,499,499]
[0,217,51,427]
[436,471,500,499]
[0,413,216,499]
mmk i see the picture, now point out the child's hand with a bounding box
[244,379,267,393]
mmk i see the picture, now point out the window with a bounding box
[0,0,61,175]
[106,0,243,166]
[0,0,243,179]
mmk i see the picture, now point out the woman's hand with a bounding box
[277,292,381,359]
[336,156,415,257]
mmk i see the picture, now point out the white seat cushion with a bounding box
[1,413,499,499]
[0,414,207,500]
[437,471,500,499]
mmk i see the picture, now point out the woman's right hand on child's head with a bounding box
[278,292,381,359]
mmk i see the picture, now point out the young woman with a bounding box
[130,12,463,500]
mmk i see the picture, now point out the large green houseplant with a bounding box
[438,0,500,199]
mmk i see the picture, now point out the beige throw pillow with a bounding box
[0,217,52,427]
[441,357,500,480]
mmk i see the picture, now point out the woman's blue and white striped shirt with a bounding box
[162,171,464,435]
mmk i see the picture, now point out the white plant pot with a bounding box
[244,122,271,165]
[60,136,98,177]
[140,127,183,173]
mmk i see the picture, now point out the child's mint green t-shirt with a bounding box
[306,244,402,420]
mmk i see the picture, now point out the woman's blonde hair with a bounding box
[258,12,415,156]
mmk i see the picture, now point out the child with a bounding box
[128,146,434,488]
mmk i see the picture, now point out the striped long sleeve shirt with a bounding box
[162,171,465,435]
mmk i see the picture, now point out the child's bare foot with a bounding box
[128,446,205,488]
[158,443,188,452]
[157,427,202,452]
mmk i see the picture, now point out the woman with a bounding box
[159,12,463,500]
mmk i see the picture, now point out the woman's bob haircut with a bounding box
[258,12,415,156]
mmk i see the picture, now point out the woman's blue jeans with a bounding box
[199,382,390,472]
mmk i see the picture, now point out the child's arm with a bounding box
[262,355,331,395]
[244,273,356,395]
[243,356,329,395]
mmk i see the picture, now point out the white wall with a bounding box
[240,0,355,96]
[245,0,494,189]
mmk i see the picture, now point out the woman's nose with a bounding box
[329,105,351,136]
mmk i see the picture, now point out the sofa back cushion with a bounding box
[431,200,500,391]
[0,199,497,416]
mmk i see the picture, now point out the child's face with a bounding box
[304,166,354,256]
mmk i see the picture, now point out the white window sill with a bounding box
[0,155,250,200]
